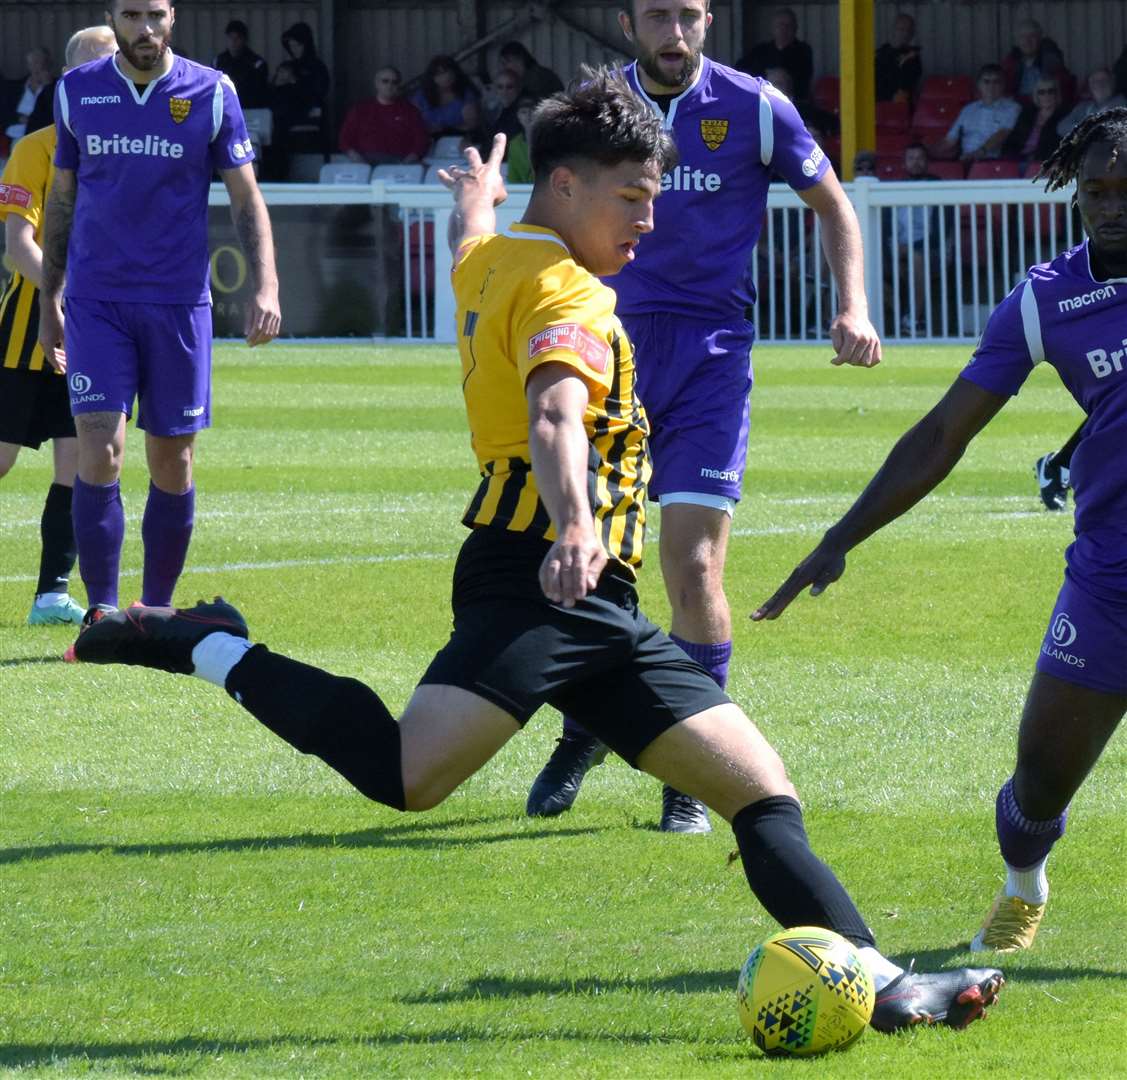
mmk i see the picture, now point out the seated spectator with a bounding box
[1002,79,1067,167]
[890,144,949,334]
[480,70,524,156]
[215,19,270,109]
[931,64,1020,164]
[339,66,429,165]
[853,149,878,177]
[875,13,922,103]
[736,8,814,102]
[411,55,481,139]
[1057,68,1126,137]
[764,65,837,136]
[4,47,54,143]
[265,23,330,178]
[1001,19,1074,104]
[498,41,563,103]
[505,96,537,184]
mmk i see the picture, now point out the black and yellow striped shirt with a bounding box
[0,124,53,373]
[453,224,651,577]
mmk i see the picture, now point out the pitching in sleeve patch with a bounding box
[528,323,609,374]
[0,183,33,209]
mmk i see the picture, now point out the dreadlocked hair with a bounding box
[1037,106,1127,191]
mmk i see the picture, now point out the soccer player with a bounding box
[37,0,281,655]
[1033,421,1083,510]
[73,72,1002,1031]
[0,26,118,627]
[525,0,881,832]
[755,109,1127,953]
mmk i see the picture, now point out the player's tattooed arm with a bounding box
[222,163,281,347]
[439,134,507,266]
[38,168,77,372]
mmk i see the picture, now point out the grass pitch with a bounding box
[1,342,1124,1078]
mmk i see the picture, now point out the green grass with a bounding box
[1,343,1124,1078]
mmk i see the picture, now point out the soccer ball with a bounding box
[736,926,874,1057]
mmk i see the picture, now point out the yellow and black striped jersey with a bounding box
[0,123,53,373]
[452,224,651,577]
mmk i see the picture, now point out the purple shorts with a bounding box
[1036,566,1127,695]
[64,297,212,436]
[623,311,755,502]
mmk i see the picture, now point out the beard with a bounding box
[635,42,702,89]
[115,28,172,72]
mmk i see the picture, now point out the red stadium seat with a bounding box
[813,75,839,113]
[876,100,911,132]
[927,160,966,180]
[1023,161,1044,179]
[911,98,961,139]
[919,74,974,104]
[876,157,906,180]
[966,160,1022,180]
[876,131,913,155]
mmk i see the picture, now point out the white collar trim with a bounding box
[112,50,175,105]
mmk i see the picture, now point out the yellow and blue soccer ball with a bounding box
[737,926,874,1057]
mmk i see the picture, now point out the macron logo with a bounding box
[1059,284,1116,312]
[86,133,185,159]
[80,94,122,105]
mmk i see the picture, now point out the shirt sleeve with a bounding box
[0,135,47,227]
[759,81,829,190]
[209,74,255,170]
[53,78,79,170]
[946,104,970,143]
[960,279,1037,397]
[514,265,616,394]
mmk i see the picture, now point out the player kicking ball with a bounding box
[73,71,1001,1030]
[756,109,1127,953]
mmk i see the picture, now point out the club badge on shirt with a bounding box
[700,119,729,151]
[169,97,191,123]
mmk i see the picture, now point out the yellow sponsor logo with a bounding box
[169,97,192,123]
[700,119,728,151]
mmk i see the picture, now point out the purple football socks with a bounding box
[141,482,195,606]
[72,477,125,609]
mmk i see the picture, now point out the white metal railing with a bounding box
[207,178,1076,344]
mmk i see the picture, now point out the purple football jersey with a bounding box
[55,53,254,305]
[961,240,1127,535]
[609,57,829,321]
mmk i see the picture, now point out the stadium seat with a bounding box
[876,131,912,155]
[287,153,326,182]
[424,134,465,164]
[372,163,424,184]
[1023,161,1044,179]
[812,75,839,113]
[919,74,974,104]
[876,100,911,132]
[911,98,961,139]
[966,160,1022,180]
[242,108,273,147]
[927,160,966,180]
[319,162,372,184]
[875,155,906,180]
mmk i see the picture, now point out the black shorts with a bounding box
[0,366,76,448]
[419,527,730,765]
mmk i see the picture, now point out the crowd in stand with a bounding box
[4,9,1127,186]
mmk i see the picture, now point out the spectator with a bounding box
[1057,68,1126,138]
[875,13,922,103]
[497,41,563,102]
[890,143,946,334]
[853,149,878,177]
[214,19,270,109]
[269,22,331,173]
[504,95,536,183]
[4,47,54,142]
[931,64,1020,164]
[412,55,481,138]
[479,69,524,157]
[1003,79,1068,167]
[339,66,429,165]
[1001,19,1074,104]
[764,65,836,136]
[736,8,814,103]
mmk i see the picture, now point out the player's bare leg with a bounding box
[973,673,1126,951]
[142,432,197,605]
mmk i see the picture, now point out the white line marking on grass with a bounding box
[0,551,449,585]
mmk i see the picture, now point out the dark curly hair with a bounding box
[419,54,478,108]
[1037,106,1127,192]
[529,65,678,182]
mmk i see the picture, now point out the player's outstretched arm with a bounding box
[37,167,76,373]
[798,173,881,369]
[527,362,607,608]
[221,163,281,347]
[753,378,1007,621]
[438,133,507,265]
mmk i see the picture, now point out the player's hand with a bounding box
[828,310,881,368]
[437,134,508,207]
[539,523,607,608]
[244,285,281,347]
[751,541,846,621]
[38,297,67,374]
